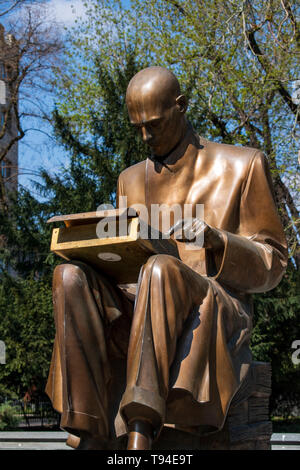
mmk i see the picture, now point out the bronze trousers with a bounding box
[47,254,211,438]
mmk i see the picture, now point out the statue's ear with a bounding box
[176,95,188,114]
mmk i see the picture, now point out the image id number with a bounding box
[151,454,192,465]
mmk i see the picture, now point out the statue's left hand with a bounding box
[166,218,224,251]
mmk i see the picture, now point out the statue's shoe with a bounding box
[66,433,81,449]
[73,432,108,450]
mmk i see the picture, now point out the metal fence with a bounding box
[5,399,60,429]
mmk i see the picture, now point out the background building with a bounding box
[0,23,18,195]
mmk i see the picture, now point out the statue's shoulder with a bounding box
[118,160,146,185]
[200,137,263,167]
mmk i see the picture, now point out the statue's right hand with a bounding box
[166,218,224,251]
[166,218,208,243]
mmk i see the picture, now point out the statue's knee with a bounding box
[142,255,208,299]
[53,263,87,295]
[143,254,177,280]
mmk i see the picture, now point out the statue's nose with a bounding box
[141,126,152,143]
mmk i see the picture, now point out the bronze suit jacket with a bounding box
[117,128,287,291]
[116,127,288,431]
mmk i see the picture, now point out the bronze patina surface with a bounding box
[46,67,287,450]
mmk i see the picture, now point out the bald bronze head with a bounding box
[126,66,188,157]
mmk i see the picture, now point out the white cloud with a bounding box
[1,0,87,27]
[47,0,87,26]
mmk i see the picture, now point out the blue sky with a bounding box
[20,1,87,197]
[1,0,91,197]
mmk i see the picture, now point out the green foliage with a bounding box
[251,263,300,411]
[0,189,55,277]
[0,273,54,399]
[0,403,21,430]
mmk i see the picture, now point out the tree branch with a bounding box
[163,0,186,16]
[0,0,25,18]
[281,0,300,47]
[246,28,299,122]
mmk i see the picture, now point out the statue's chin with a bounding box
[149,144,163,155]
[152,139,182,160]
[151,142,176,156]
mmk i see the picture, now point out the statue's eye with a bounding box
[149,119,162,129]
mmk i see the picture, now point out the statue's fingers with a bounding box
[166,218,184,237]
[191,219,205,233]
[182,220,196,240]
[194,223,211,247]
[185,219,204,241]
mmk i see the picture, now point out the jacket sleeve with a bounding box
[212,151,288,293]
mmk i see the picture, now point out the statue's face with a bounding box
[126,85,186,157]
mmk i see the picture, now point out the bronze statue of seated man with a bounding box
[45,66,287,450]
